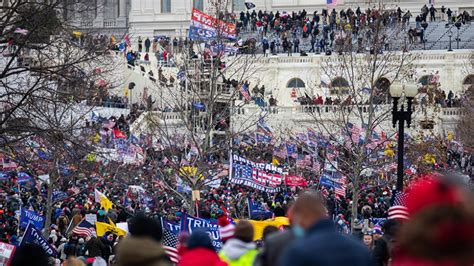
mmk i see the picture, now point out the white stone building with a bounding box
[128,0,474,40]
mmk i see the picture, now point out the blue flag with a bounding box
[248,197,273,219]
[20,208,45,229]
[20,223,57,257]
[180,214,222,250]
[52,191,68,202]
[160,217,181,235]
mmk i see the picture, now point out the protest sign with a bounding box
[85,214,97,225]
[180,214,222,249]
[0,242,15,265]
[19,208,44,229]
[284,175,308,187]
[20,223,57,257]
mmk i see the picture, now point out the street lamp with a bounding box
[390,83,418,191]
[448,29,453,51]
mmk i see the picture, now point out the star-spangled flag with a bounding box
[239,84,251,101]
[245,2,256,9]
[162,228,180,264]
[388,190,409,220]
[72,219,95,237]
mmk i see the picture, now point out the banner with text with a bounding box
[189,8,236,41]
[20,223,57,257]
[229,154,283,192]
[19,208,44,230]
[180,214,222,250]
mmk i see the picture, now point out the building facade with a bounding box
[128,0,474,40]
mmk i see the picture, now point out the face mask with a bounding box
[292,224,306,238]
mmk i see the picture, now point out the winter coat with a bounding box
[116,236,170,266]
[279,219,374,266]
[219,239,258,266]
[179,247,228,266]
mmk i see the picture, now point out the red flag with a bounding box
[113,128,127,139]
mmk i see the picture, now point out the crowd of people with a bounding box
[1,170,473,266]
[232,5,471,55]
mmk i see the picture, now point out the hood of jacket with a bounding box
[220,238,256,261]
[116,236,169,266]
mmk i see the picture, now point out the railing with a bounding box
[441,108,464,116]
[103,20,117,28]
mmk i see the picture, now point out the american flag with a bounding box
[252,168,282,187]
[162,228,180,264]
[234,164,282,187]
[71,220,95,237]
[388,190,409,220]
[239,84,251,101]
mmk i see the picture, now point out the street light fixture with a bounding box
[390,82,417,191]
[448,29,453,51]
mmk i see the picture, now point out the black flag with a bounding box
[245,2,256,9]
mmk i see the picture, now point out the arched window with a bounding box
[287,78,305,88]
[330,77,349,94]
[375,77,391,92]
[463,74,474,85]
[418,75,433,86]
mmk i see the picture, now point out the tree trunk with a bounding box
[43,180,53,238]
[350,177,360,232]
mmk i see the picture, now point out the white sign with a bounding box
[85,214,97,225]
[0,242,16,265]
[38,174,50,184]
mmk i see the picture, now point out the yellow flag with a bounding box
[94,189,113,211]
[272,157,279,166]
[235,217,289,241]
[447,132,454,141]
[96,222,126,237]
[124,87,129,97]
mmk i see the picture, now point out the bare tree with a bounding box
[1,0,119,146]
[302,6,419,229]
[129,0,265,214]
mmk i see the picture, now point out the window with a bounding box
[193,0,203,11]
[287,78,305,88]
[330,77,349,94]
[162,0,171,13]
[375,77,391,93]
[463,74,474,85]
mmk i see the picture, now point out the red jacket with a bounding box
[178,248,228,266]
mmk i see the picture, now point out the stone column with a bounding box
[119,0,126,17]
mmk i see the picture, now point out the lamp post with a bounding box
[390,83,418,191]
[448,29,453,51]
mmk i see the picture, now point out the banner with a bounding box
[95,222,127,237]
[161,217,181,235]
[189,8,236,41]
[20,208,45,229]
[20,223,57,257]
[180,214,222,249]
[248,198,273,220]
[229,154,283,193]
[284,175,308,187]
[52,191,68,202]
[0,242,16,265]
[235,217,289,241]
